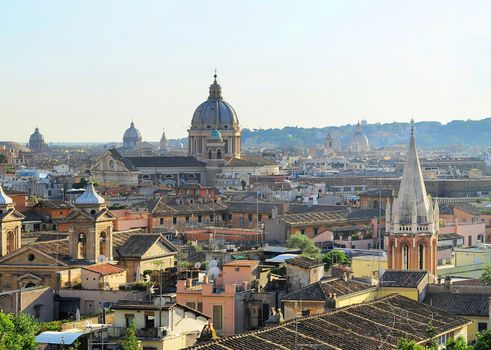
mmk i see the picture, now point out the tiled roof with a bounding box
[282,209,382,227]
[186,294,470,350]
[286,256,323,269]
[108,148,138,171]
[37,200,74,209]
[424,293,489,316]
[452,203,482,216]
[116,234,178,258]
[379,270,428,288]
[126,156,206,168]
[83,263,125,275]
[224,156,277,167]
[283,278,373,301]
[152,201,227,215]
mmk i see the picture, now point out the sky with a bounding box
[1,1,491,143]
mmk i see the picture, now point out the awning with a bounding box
[35,329,84,345]
[232,254,247,260]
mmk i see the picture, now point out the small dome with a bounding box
[210,129,223,141]
[29,127,47,150]
[123,122,142,148]
[191,74,239,130]
[75,182,105,206]
[0,185,13,206]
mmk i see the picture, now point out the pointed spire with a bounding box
[0,185,13,206]
[393,123,432,225]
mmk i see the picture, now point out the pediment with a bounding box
[0,245,68,267]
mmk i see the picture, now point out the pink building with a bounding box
[176,260,259,336]
[111,209,149,231]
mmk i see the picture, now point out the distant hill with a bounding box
[241,118,491,149]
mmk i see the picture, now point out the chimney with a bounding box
[185,278,193,289]
[203,275,209,284]
[444,276,452,289]
[342,272,348,282]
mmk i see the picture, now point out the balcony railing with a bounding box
[108,326,159,339]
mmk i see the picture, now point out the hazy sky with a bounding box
[2,1,491,143]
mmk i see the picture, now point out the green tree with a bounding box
[0,313,39,350]
[322,250,350,269]
[445,336,471,350]
[68,338,81,350]
[475,329,491,350]
[396,338,424,350]
[425,321,438,350]
[480,264,491,285]
[287,233,321,260]
[123,321,141,350]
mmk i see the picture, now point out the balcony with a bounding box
[108,326,161,339]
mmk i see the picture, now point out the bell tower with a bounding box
[0,186,24,256]
[69,182,114,262]
[385,123,439,279]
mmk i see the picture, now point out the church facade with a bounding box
[385,126,439,279]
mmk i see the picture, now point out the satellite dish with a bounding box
[98,255,106,263]
[153,296,165,309]
[194,262,201,269]
[209,259,218,268]
[207,266,220,279]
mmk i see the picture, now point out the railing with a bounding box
[108,326,159,339]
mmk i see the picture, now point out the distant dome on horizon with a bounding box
[28,127,48,151]
[123,121,142,149]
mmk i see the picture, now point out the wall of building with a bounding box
[351,256,387,279]
[335,289,378,308]
[0,286,54,322]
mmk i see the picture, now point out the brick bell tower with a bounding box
[385,123,439,279]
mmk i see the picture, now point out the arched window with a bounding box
[78,233,87,259]
[25,282,37,288]
[6,230,16,254]
[418,244,425,270]
[402,245,409,270]
[208,149,212,159]
[217,149,222,159]
[373,200,379,209]
[99,232,107,257]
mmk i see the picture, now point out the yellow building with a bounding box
[351,255,387,279]
[281,277,377,320]
[377,270,429,301]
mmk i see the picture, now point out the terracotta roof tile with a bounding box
[83,263,125,275]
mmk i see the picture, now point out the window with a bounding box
[27,254,35,262]
[186,302,196,309]
[198,215,202,223]
[301,309,310,316]
[217,149,222,159]
[173,217,177,225]
[125,314,134,327]
[313,228,319,236]
[468,235,472,246]
[248,214,253,223]
[235,267,240,272]
[212,305,223,330]
[478,322,488,332]
[418,244,425,270]
[185,216,190,224]
[402,245,409,270]
[160,218,164,225]
[210,214,214,222]
[197,302,203,312]
[145,313,155,328]
[301,229,305,235]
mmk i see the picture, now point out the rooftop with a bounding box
[185,294,470,350]
[282,278,373,301]
[424,293,489,317]
[285,256,323,269]
[83,263,126,275]
[379,270,428,288]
